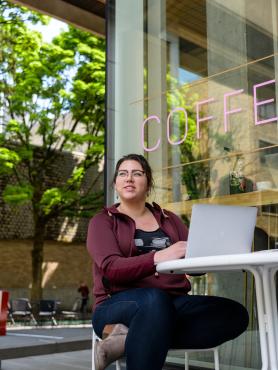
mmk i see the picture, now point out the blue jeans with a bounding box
[92,288,249,370]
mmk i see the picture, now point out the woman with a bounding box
[87,153,249,370]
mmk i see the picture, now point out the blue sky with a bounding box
[179,68,199,84]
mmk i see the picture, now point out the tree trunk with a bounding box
[31,216,46,302]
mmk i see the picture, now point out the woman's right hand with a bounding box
[153,241,187,264]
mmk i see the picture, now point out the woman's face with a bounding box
[114,160,148,202]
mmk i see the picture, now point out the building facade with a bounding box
[6,0,278,367]
[106,1,278,368]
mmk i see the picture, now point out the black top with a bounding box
[134,228,171,254]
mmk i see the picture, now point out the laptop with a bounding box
[186,204,257,258]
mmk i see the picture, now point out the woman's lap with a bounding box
[92,287,173,337]
[92,287,249,349]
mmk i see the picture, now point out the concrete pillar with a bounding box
[146,0,168,204]
[114,0,144,161]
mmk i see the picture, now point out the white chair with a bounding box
[92,328,219,370]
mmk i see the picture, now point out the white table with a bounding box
[156,251,278,370]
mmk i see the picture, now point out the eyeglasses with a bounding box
[117,170,145,178]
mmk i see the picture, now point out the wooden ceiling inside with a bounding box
[166,0,208,76]
[166,0,206,39]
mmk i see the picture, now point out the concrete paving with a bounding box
[0,326,92,370]
[1,350,130,370]
[0,326,183,370]
[1,350,183,370]
[1,349,94,370]
[0,326,91,359]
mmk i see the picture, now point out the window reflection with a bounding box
[144,1,278,368]
[111,0,278,368]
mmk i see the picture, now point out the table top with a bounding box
[156,250,278,274]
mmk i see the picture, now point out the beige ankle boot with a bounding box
[94,324,128,370]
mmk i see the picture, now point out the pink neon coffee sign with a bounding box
[141,79,278,152]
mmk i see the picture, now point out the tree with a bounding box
[0,1,105,300]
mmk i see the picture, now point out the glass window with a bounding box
[107,1,278,367]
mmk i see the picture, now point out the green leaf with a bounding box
[0,148,21,174]
[17,147,33,160]
[67,167,85,185]
[3,184,33,205]
[6,119,21,134]
[40,188,63,215]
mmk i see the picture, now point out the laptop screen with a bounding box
[186,204,257,258]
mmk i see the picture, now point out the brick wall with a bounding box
[0,239,94,310]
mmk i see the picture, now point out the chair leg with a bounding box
[214,348,220,370]
[92,330,97,370]
[115,360,121,370]
[30,314,37,326]
[184,351,189,370]
[52,316,58,326]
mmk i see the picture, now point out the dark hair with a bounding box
[113,153,155,193]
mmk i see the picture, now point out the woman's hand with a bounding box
[153,241,187,264]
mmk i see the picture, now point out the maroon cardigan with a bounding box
[87,202,191,307]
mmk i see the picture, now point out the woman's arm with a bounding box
[87,214,156,284]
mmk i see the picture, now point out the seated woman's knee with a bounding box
[139,288,174,313]
[221,298,249,336]
[236,303,249,332]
